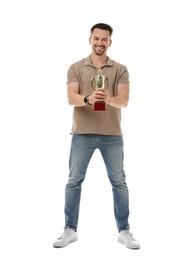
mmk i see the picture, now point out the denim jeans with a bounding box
[64,134,130,231]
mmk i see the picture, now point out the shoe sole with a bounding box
[118,238,140,250]
[53,237,78,248]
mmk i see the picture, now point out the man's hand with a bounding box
[88,88,109,104]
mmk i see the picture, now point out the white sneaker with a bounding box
[118,230,140,249]
[53,228,78,248]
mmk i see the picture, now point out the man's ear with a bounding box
[109,39,112,47]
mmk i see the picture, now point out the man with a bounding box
[53,23,140,249]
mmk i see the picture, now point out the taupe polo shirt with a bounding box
[67,55,130,135]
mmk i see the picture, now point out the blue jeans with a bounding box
[64,134,130,231]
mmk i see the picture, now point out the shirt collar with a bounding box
[84,55,113,67]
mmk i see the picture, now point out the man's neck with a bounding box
[90,54,108,69]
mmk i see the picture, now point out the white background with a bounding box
[0,0,196,259]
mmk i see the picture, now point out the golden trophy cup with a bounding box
[91,69,109,111]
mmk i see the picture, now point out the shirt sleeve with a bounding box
[67,63,79,84]
[118,65,130,85]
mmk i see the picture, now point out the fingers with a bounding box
[95,88,108,98]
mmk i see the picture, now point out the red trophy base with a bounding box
[94,101,106,111]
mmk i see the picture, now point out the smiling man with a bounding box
[53,23,140,250]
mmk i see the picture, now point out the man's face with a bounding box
[89,28,112,56]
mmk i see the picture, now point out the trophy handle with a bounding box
[104,78,109,89]
[91,77,96,90]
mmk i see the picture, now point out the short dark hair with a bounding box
[90,23,113,36]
